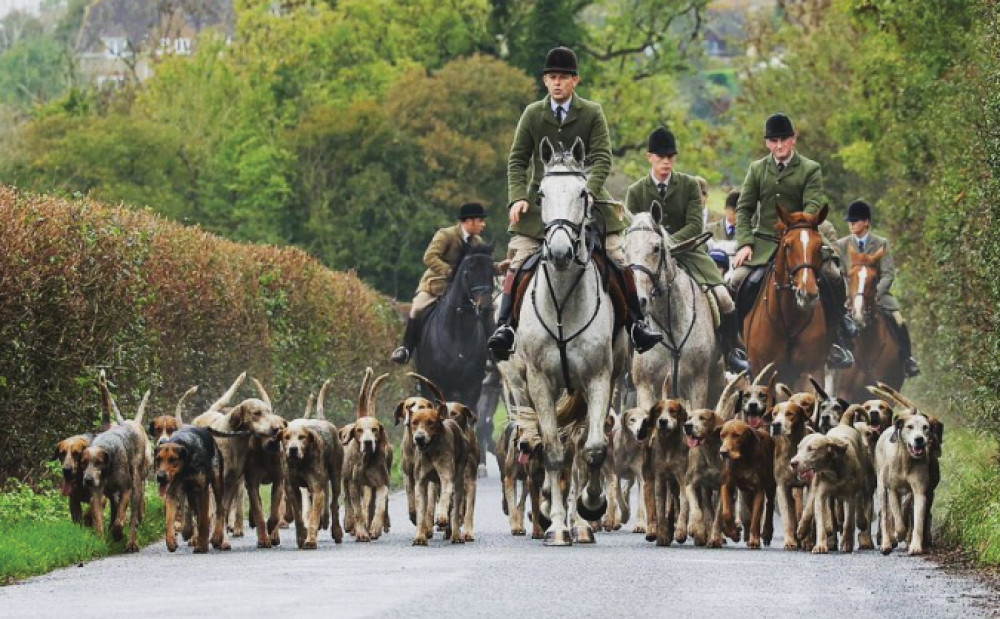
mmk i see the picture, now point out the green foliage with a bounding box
[935,426,1000,565]
[0,35,69,107]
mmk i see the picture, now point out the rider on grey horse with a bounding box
[391,202,503,364]
[488,46,662,360]
[728,113,857,369]
[624,127,750,374]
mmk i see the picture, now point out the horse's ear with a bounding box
[775,204,792,226]
[650,200,663,225]
[815,204,829,225]
[540,137,555,166]
[873,247,886,262]
[570,136,586,166]
[847,243,859,260]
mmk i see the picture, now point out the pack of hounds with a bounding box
[54,365,940,555]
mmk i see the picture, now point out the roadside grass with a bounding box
[0,467,166,585]
[934,425,1000,564]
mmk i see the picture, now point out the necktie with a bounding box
[727,224,734,238]
[777,162,786,173]
[858,239,865,252]
[555,106,564,124]
[657,182,666,198]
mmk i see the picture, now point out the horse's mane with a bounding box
[463,243,494,257]
[775,209,821,235]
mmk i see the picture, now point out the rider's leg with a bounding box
[488,235,540,360]
[891,310,921,377]
[605,233,662,354]
[391,292,436,364]
[711,285,750,373]
[819,261,854,369]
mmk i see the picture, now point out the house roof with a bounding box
[75,0,234,54]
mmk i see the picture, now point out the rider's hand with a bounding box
[733,245,753,268]
[496,258,512,273]
[509,200,529,224]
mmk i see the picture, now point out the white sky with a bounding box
[0,0,43,18]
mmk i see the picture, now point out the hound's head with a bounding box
[890,412,931,459]
[786,392,817,414]
[410,403,447,451]
[815,397,849,434]
[446,402,477,432]
[860,399,894,433]
[621,407,654,442]
[154,442,188,497]
[650,399,687,436]
[769,402,808,438]
[790,433,848,483]
[683,408,724,448]
[282,421,319,463]
[394,396,436,427]
[720,419,758,461]
[347,417,385,457]
[148,415,183,446]
[230,398,287,451]
[514,420,543,465]
[738,384,771,429]
[81,445,112,488]
[53,435,91,495]
[929,416,945,458]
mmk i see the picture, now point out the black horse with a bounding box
[414,243,496,464]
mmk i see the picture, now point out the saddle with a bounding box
[736,266,769,324]
[510,248,627,335]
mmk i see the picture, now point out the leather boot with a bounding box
[895,319,921,377]
[488,271,518,361]
[719,311,750,373]
[390,315,421,365]
[819,277,854,369]
[618,263,662,354]
[832,275,860,337]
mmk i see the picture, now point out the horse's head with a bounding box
[624,205,679,313]
[847,246,885,328]
[775,204,828,309]
[450,243,495,315]
[539,136,589,271]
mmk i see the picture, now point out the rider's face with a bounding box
[848,219,870,237]
[765,135,796,161]
[462,217,486,236]
[543,72,579,104]
[646,152,676,182]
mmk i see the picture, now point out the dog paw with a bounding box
[674,529,688,544]
[192,546,208,554]
[302,540,318,550]
[356,532,371,542]
[463,533,475,542]
[220,541,232,551]
[166,540,178,553]
[748,537,761,549]
[812,544,829,554]
[859,540,874,551]
[435,517,449,529]
[840,543,854,554]
[451,537,465,544]
[111,525,124,542]
[706,537,722,549]
[125,541,139,553]
[655,535,671,547]
[257,539,272,549]
[784,540,799,551]
[633,526,646,534]
[412,537,428,546]
[512,528,526,536]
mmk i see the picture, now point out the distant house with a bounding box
[75,0,235,87]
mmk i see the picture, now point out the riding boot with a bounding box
[390,315,422,365]
[832,275,860,338]
[718,311,750,373]
[819,277,854,369]
[616,262,662,354]
[487,271,518,361]
[894,318,921,377]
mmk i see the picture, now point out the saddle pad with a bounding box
[703,285,722,330]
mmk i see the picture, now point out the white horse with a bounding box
[624,206,724,411]
[514,137,628,546]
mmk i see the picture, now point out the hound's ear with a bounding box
[175,444,189,463]
[816,204,829,225]
[837,398,850,411]
[436,401,449,420]
[930,417,944,445]
[734,391,744,415]
[339,426,354,445]
[872,247,886,262]
[459,405,477,425]
[147,421,156,437]
[648,401,664,421]
[830,438,849,455]
[776,204,792,226]
[540,137,555,166]
[890,417,904,443]
[603,414,616,434]
[393,402,407,426]
[570,136,586,166]
[650,200,663,225]
[52,446,62,461]
[378,424,387,441]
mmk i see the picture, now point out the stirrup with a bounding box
[488,325,516,361]
[826,344,854,369]
[726,349,750,373]
[841,314,860,338]
[390,346,410,365]
[630,321,662,355]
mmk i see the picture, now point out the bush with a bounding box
[0,184,402,480]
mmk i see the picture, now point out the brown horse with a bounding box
[836,246,903,402]
[743,205,832,391]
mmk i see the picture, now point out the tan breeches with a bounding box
[410,291,439,319]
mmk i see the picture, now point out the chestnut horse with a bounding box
[836,246,903,402]
[743,205,832,391]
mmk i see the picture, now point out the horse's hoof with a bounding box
[576,496,608,522]
[536,513,552,531]
[571,526,595,544]
[544,530,572,546]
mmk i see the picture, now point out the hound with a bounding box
[613,407,654,533]
[344,369,393,542]
[154,426,222,553]
[644,396,689,546]
[81,381,152,552]
[53,432,98,526]
[281,379,344,549]
[735,364,775,428]
[243,379,290,549]
[768,400,812,550]
[719,419,776,549]
[810,377,850,435]
[148,386,198,446]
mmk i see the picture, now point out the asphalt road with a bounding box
[2,456,996,618]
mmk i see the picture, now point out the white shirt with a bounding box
[460,225,472,243]
[651,171,672,190]
[852,233,871,250]
[773,151,795,168]
[550,96,573,118]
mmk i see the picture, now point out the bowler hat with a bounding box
[845,200,872,222]
[542,46,579,75]
[458,202,487,220]
[764,113,795,139]
[647,127,678,156]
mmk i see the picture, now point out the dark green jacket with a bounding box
[507,94,622,239]
[735,151,824,267]
[625,172,723,286]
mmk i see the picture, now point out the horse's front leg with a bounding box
[577,375,612,522]
[527,375,570,546]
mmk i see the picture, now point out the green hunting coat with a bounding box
[735,151,825,267]
[507,94,624,239]
[417,224,484,296]
[625,172,724,287]
[707,217,737,243]
[836,233,900,311]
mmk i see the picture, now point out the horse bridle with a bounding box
[626,223,670,299]
[774,222,822,292]
[452,253,494,317]
[540,169,593,267]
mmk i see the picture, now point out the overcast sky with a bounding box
[0,0,43,18]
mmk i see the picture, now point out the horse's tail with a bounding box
[555,392,587,427]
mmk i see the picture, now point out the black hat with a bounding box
[725,189,740,210]
[647,127,678,156]
[542,46,579,75]
[764,113,795,139]
[845,200,872,222]
[458,202,487,220]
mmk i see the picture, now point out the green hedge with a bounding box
[0,184,401,480]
